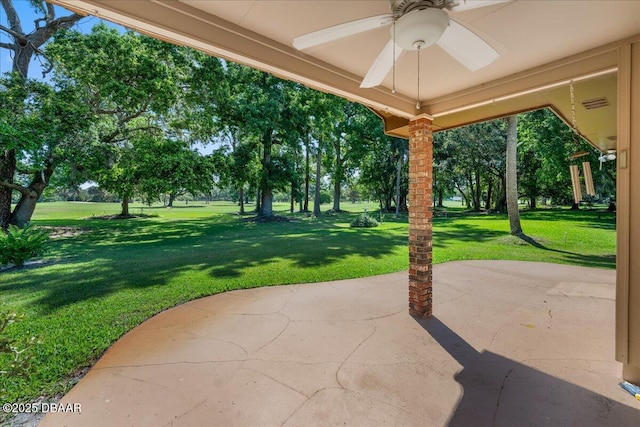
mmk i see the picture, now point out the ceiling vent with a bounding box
[581,97,610,110]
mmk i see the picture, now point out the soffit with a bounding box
[184,0,638,102]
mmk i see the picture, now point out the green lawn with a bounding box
[0,201,616,405]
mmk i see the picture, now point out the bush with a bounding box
[319,191,332,205]
[0,225,49,268]
[1,312,36,377]
[350,213,379,228]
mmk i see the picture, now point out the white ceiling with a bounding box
[182,0,640,101]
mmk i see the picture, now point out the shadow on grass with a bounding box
[521,208,616,231]
[433,221,505,249]
[1,213,407,312]
[515,234,615,269]
[138,205,208,209]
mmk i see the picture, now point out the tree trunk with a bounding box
[167,193,176,207]
[313,140,322,217]
[290,183,295,213]
[466,177,475,210]
[529,197,537,209]
[474,173,481,211]
[121,195,130,216]
[259,130,274,217]
[10,190,39,228]
[455,184,468,208]
[13,45,34,80]
[303,137,310,212]
[494,175,507,213]
[485,178,493,211]
[332,145,342,212]
[0,149,17,231]
[261,188,272,217]
[395,150,402,217]
[238,187,245,215]
[9,163,54,228]
[506,115,523,236]
[332,180,341,212]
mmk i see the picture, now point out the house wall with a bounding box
[617,41,640,382]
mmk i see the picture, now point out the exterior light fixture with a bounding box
[393,8,449,51]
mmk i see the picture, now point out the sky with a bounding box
[1,0,121,79]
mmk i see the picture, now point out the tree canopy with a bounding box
[1,3,613,227]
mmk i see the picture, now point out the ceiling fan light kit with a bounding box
[394,8,449,51]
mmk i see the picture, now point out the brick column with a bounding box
[408,114,434,318]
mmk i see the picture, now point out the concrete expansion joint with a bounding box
[335,326,378,390]
[279,386,345,427]
[253,314,292,353]
[488,322,511,350]
[183,331,250,357]
[492,367,515,425]
[240,367,309,398]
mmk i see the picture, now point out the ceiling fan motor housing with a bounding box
[393,8,450,50]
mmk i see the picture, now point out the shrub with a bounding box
[350,213,379,228]
[0,224,49,268]
[0,312,36,379]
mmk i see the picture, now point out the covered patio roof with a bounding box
[49,0,639,149]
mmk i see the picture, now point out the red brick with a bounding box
[408,116,433,318]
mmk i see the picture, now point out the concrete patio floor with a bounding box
[41,260,640,426]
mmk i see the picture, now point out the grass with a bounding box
[0,200,616,406]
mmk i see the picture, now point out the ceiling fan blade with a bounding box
[436,19,499,71]
[293,14,393,50]
[360,39,403,89]
[452,0,510,12]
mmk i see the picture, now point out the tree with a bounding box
[0,74,92,227]
[215,64,304,218]
[133,137,216,207]
[313,138,323,217]
[302,90,339,216]
[517,109,598,206]
[0,0,84,230]
[217,132,261,214]
[435,121,506,212]
[432,133,456,207]
[506,115,523,235]
[325,101,373,212]
[46,25,198,216]
[359,136,406,212]
[0,1,83,79]
[516,141,542,209]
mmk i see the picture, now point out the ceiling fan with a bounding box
[293,0,509,89]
